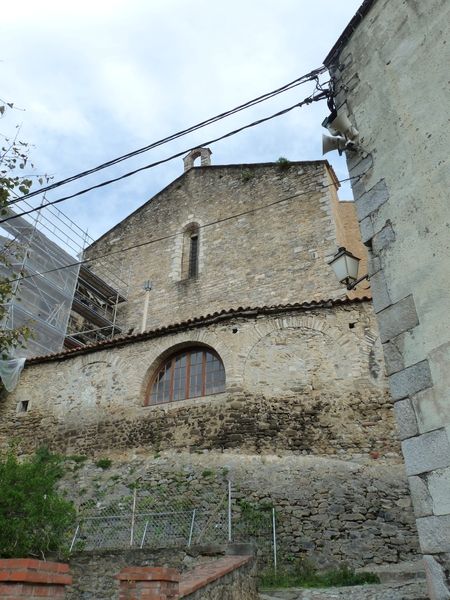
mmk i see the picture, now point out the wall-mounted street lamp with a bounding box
[328,247,369,290]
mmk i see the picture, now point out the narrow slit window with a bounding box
[188,233,199,278]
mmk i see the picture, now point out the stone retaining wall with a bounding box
[60,452,420,569]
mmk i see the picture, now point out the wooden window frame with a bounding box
[147,347,225,406]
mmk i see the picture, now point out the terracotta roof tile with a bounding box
[26,295,371,365]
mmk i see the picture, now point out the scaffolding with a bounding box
[0,198,130,358]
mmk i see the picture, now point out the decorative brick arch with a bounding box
[240,314,365,392]
[140,331,232,404]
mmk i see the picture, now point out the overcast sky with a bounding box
[2,0,362,251]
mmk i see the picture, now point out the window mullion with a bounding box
[202,351,207,396]
[169,357,175,402]
[186,352,191,399]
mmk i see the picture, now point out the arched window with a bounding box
[148,347,225,405]
[181,223,200,279]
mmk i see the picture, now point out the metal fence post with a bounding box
[272,507,278,574]
[188,509,196,547]
[69,523,80,553]
[130,487,137,547]
[140,520,149,549]
[228,480,232,542]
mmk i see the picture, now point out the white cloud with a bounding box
[1,0,362,239]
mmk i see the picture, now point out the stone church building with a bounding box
[0,150,420,567]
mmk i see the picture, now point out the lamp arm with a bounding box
[346,273,369,290]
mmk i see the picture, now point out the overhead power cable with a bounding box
[1,89,329,225]
[12,66,327,203]
[6,173,363,286]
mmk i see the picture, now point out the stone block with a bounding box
[372,221,396,254]
[377,294,419,343]
[412,342,450,434]
[408,475,433,518]
[348,153,373,180]
[382,340,404,376]
[402,429,450,476]
[428,468,450,516]
[359,215,375,244]
[394,398,418,440]
[389,360,433,401]
[367,254,381,276]
[351,176,367,200]
[370,270,392,314]
[355,179,390,221]
[423,555,450,600]
[416,515,450,554]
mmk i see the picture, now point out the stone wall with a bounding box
[1,303,392,457]
[324,0,450,595]
[179,556,257,600]
[66,549,196,600]
[59,452,419,569]
[84,161,360,333]
[67,551,257,600]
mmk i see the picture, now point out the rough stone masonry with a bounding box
[1,155,420,569]
[324,0,450,596]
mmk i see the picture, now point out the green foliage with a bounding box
[237,499,273,536]
[276,156,291,170]
[241,169,255,183]
[66,454,88,464]
[260,561,380,589]
[201,469,214,478]
[0,446,76,558]
[95,458,112,470]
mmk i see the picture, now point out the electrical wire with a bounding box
[11,67,327,204]
[5,172,363,286]
[1,90,328,224]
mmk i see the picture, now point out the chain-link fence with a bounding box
[68,481,278,568]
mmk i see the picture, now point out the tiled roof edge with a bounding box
[26,296,371,366]
[87,160,335,251]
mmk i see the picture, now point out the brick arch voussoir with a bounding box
[140,329,232,403]
[240,314,362,382]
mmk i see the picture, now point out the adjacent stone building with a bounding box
[324,0,450,595]
[0,153,419,567]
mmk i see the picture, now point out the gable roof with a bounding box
[87,159,338,251]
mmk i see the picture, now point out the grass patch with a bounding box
[95,458,112,470]
[260,564,379,589]
[201,469,214,478]
[66,455,88,464]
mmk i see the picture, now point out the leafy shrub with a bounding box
[276,156,291,170]
[95,458,112,470]
[0,447,76,558]
[201,469,214,478]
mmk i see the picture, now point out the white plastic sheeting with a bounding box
[0,358,26,392]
